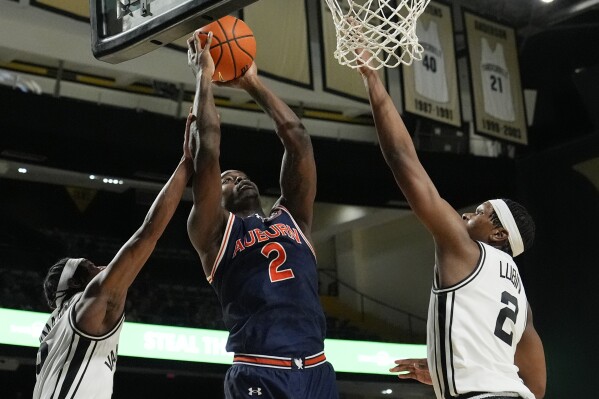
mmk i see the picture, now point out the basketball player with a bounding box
[186,32,338,398]
[32,114,195,399]
[357,61,546,398]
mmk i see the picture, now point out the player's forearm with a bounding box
[141,158,192,238]
[193,71,221,171]
[241,75,305,142]
[363,71,417,168]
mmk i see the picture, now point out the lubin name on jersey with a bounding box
[499,260,521,293]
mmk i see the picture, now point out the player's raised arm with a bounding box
[219,63,316,236]
[186,31,230,275]
[74,115,194,336]
[358,64,478,282]
[359,66,461,239]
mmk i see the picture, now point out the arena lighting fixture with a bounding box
[541,0,554,3]
[18,168,27,173]
[102,178,124,185]
[381,388,393,394]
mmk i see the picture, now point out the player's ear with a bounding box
[489,227,508,245]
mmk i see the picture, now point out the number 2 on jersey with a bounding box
[261,242,295,282]
[494,291,519,346]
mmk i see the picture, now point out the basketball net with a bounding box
[324,0,431,70]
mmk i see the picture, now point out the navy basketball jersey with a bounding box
[208,205,326,357]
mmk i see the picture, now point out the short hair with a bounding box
[43,258,88,309]
[490,198,536,256]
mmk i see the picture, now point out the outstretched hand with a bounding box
[355,47,375,77]
[344,17,375,77]
[214,62,258,90]
[187,30,215,80]
[389,358,433,385]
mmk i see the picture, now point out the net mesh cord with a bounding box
[324,0,432,69]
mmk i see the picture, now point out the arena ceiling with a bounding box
[0,0,598,210]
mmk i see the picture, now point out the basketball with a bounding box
[196,15,256,83]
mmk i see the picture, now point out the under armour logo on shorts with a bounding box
[293,358,303,369]
[248,387,262,396]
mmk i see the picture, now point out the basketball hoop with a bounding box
[324,0,431,70]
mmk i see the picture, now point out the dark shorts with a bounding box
[224,361,338,399]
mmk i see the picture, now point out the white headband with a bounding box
[489,199,524,257]
[55,258,84,307]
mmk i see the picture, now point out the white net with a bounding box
[324,0,432,70]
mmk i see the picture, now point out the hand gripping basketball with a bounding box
[196,15,257,82]
[187,30,215,80]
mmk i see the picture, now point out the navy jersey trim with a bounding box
[433,241,486,294]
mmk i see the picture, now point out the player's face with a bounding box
[462,201,496,242]
[79,260,105,283]
[221,170,260,208]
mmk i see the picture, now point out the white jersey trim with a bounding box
[68,295,125,341]
[274,205,316,260]
[208,211,236,284]
[432,241,487,294]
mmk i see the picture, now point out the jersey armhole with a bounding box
[207,212,236,284]
[68,295,125,341]
[433,241,486,294]
[273,205,316,259]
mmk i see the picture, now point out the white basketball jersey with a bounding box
[427,242,534,399]
[480,38,516,122]
[33,293,124,399]
[414,20,449,103]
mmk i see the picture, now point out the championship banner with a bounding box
[463,11,528,144]
[319,0,385,101]
[30,0,90,19]
[244,0,312,87]
[402,1,461,127]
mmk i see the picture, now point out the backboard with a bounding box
[90,0,258,64]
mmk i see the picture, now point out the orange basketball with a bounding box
[197,15,256,83]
